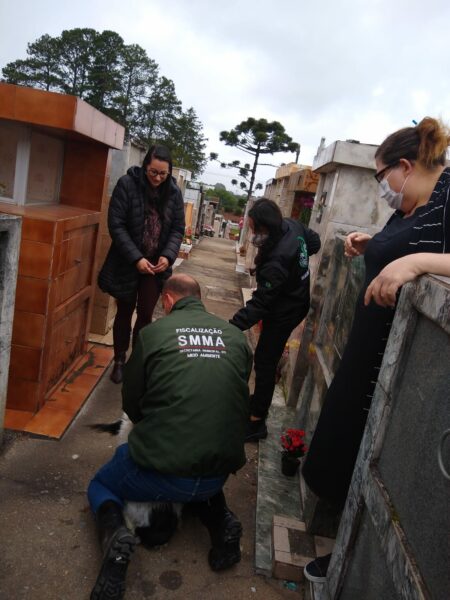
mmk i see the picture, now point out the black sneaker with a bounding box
[110,361,125,384]
[90,527,137,600]
[208,512,243,571]
[304,553,331,583]
[244,419,268,442]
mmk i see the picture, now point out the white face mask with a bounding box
[251,233,269,247]
[378,173,409,210]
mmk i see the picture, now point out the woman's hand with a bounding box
[344,232,372,258]
[365,253,450,307]
[136,258,155,274]
[152,256,170,273]
[364,255,420,307]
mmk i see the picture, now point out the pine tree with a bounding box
[211,118,300,199]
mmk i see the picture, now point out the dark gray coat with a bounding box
[98,166,185,302]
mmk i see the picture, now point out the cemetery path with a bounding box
[0,237,299,600]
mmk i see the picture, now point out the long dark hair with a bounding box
[249,198,283,266]
[142,144,173,210]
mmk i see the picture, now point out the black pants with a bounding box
[251,317,304,419]
[113,275,162,357]
[301,298,394,509]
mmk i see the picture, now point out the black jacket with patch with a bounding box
[230,219,321,330]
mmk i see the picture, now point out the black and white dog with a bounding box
[91,414,182,548]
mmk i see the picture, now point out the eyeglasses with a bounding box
[374,163,398,183]
[147,168,169,179]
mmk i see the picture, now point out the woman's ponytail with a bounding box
[375,116,450,170]
[416,117,450,168]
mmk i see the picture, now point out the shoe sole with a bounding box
[208,522,243,571]
[244,430,268,443]
[303,566,327,583]
[209,548,241,571]
[90,528,137,600]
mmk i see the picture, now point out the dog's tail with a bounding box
[89,420,123,435]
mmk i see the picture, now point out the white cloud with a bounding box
[1,0,450,188]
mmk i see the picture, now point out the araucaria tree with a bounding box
[2,29,207,178]
[210,118,300,200]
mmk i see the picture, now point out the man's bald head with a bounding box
[162,274,201,313]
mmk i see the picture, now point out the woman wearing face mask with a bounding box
[98,144,185,383]
[302,117,450,583]
[230,198,321,441]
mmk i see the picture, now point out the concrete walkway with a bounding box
[0,237,300,600]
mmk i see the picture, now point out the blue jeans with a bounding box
[88,444,227,514]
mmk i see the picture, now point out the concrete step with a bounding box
[254,398,302,575]
[255,390,334,592]
[272,515,334,585]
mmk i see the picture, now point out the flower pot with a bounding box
[281,454,300,476]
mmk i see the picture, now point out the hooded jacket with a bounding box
[231,219,321,330]
[122,297,252,477]
[98,166,185,302]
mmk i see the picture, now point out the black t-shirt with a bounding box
[364,208,425,287]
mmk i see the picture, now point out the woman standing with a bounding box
[98,145,185,383]
[302,117,450,583]
[230,198,321,441]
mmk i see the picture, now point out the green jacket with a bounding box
[122,297,252,477]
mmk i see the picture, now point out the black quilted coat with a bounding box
[98,166,185,302]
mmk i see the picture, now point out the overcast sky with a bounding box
[1,0,450,190]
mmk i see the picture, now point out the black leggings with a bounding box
[251,318,304,419]
[113,275,162,357]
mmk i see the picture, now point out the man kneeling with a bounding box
[87,274,252,600]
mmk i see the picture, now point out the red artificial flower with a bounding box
[280,428,307,458]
